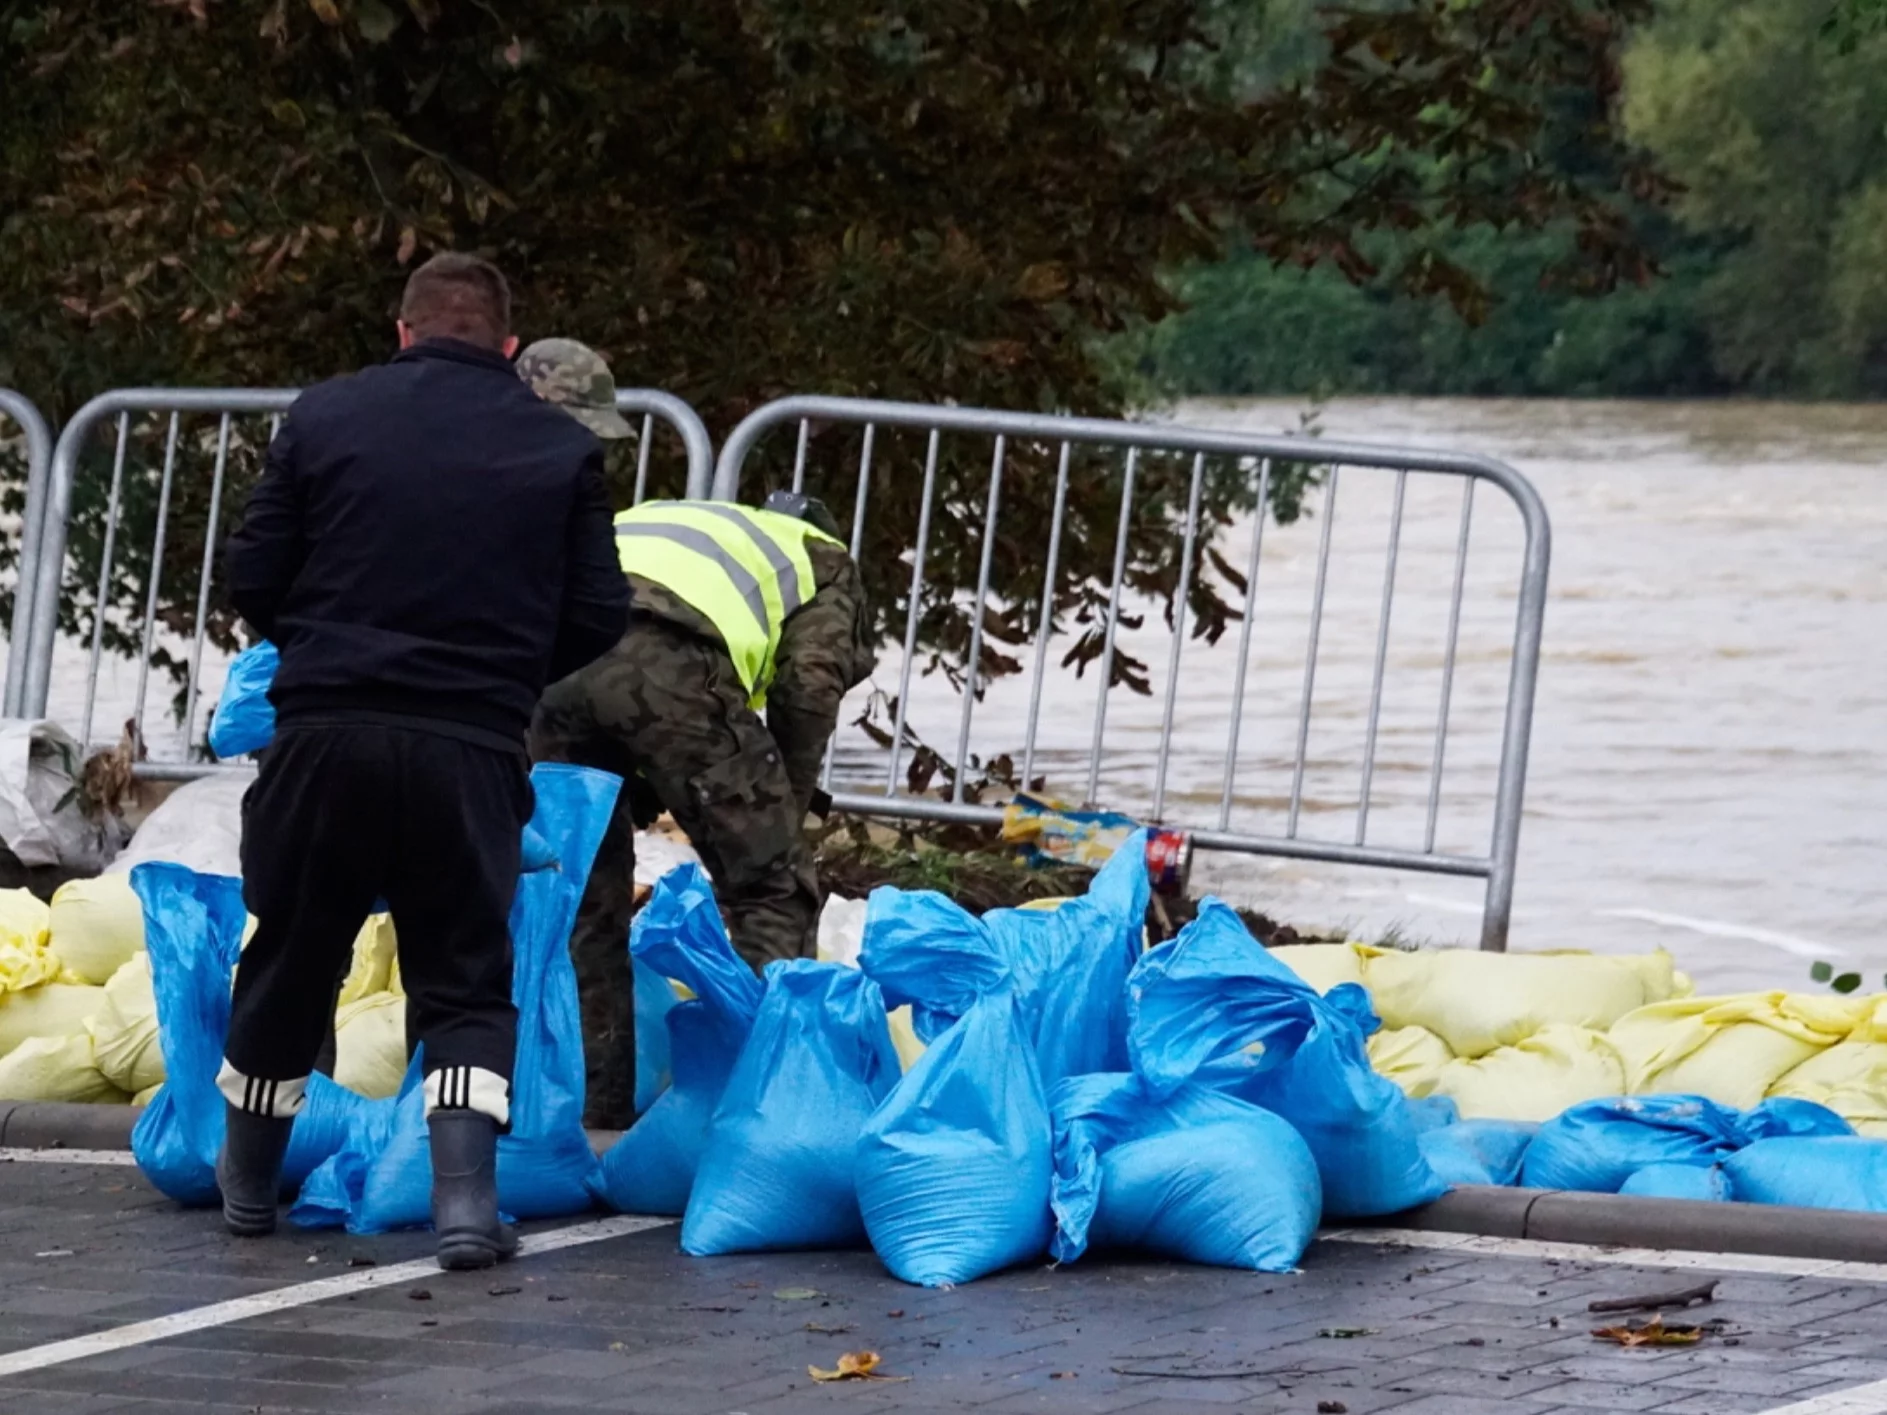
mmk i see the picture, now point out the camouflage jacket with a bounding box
[626,538,874,813]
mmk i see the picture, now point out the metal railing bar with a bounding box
[1151,452,1207,821]
[1019,441,1072,791]
[1356,469,1408,846]
[1287,466,1341,839]
[885,429,940,797]
[1218,459,1273,831]
[1426,479,1476,854]
[952,436,1006,803]
[1085,447,1139,807]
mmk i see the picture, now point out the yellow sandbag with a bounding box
[0,888,63,996]
[1274,943,1374,995]
[1610,992,1864,1110]
[87,953,164,1095]
[133,1081,161,1106]
[0,1032,130,1103]
[47,874,145,985]
[888,1005,925,1071]
[1769,1035,1887,1138]
[1431,1024,1626,1122]
[333,991,408,1099]
[1366,948,1687,1058]
[338,915,399,1006]
[816,924,924,1070]
[0,982,106,1057]
[1368,1024,1454,1098]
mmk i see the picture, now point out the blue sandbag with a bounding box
[1128,901,1445,1219]
[595,865,764,1215]
[1620,1162,1731,1202]
[681,962,901,1254]
[633,957,678,1116]
[1050,1073,1320,1272]
[206,642,279,760]
[860,832,1148,1088]
[856,987,1053,1287]
[1419,1120,1539,1188]
[130,863,377,1204]
[1726,1137,1887,1211]
[1409,1096,1462,1134]
[1522,1094,1851,1195]
[289,764,619,1232]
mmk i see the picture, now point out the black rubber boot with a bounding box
[216,1103,294,1237]
[429,1111,518,1272]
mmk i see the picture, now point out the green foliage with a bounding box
[0,0,1657,694]
[1138,0,1887,400]
[1810,960,1876,995]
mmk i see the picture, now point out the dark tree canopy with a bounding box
[1,0,1660,711]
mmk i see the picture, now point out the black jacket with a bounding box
[226,338,629,749]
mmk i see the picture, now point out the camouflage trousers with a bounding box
[529,615,820,1128]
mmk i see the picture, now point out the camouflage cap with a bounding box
[516,337,633,439]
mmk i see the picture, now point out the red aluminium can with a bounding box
[1144,828,1193,897]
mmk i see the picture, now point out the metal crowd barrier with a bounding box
[1,389,55,717]
[715,396,1551,951]
[15,386,713,773]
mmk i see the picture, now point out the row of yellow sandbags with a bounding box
[0,883,410,1104]
[1274,941,1887,1134]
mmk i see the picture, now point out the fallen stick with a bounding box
[1587,1280,1719,1314]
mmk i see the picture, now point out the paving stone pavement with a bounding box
[3,1155,1887,1415]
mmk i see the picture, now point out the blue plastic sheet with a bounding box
[856,986,1053,1287]
[1127,901,1446,1219]
[1522,1094,1850,1194]
[1408,1096,1462,1134]
[289,764,619,1232]
[130,863,380,1205]
[1419,1120,1539,1188]
[1050,1073,1320,1272]
[1726,1136,1887,1211]
[1620,1162,1731,1202]
[680,961,901,1255]
[633,957,678,1116]
[860,832,1147,1089]
[594,865,764,1216]
[207,642,279,760]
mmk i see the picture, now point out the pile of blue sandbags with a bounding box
[131,764,621,1233]
[602,834,1451,1286]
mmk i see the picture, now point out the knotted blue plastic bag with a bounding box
[207,642,279,760]
[1620,1162,1731,1202]
[595,864,764,1215]
[1419,1120,1539,1188]
[633,957,678,1115]
[288,764,619,1233]
[681,961,901,1254]
[1050,1072,1320,1272]
[1522,1094,1850,1194]
[130,863,379,1204]
[1726,1136,1887,1211]
[860,831,1147,1089]
[856,985,1053,1287]
[1128,900,1445,1218]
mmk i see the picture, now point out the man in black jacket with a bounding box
[218,253,628,1270]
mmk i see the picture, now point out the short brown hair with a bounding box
[399,253,512,349]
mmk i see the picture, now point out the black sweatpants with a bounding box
[223,721,532,1125]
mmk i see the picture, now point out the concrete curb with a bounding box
[5,1104,1884,1267]
[0,1101,139,1150]
[1377,1184,1887,1264]
[0,1102,628,1157]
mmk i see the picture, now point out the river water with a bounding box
[835,398,1885,996]
[34,398,1885,996]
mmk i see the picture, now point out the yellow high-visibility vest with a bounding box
[613,500,839,705]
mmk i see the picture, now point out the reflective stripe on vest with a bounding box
[612,501,832,702]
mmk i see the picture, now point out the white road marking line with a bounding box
[0,1212,674,1379]
[1322,1227,1887,1284]
[0,1149,138,1167]
[1759,1381,1887,1415]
